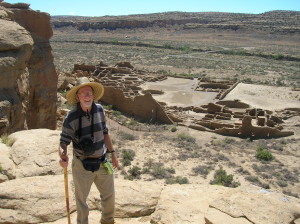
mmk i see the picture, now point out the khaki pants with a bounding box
[72,156,115,224]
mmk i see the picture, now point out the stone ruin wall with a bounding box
[0,3,57,135]
[58,61,296,139]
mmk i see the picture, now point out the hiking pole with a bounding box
[64,167,71,224]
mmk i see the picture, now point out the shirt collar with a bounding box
[76,102,97,116]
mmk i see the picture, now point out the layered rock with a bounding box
[51,11,300,34]
[0,3,57,135]
[0,5,33,134]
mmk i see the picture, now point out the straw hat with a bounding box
[66,77,104,105]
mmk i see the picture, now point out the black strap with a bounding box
[78,112,94,139]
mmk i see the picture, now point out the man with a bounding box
[59,77,119,224]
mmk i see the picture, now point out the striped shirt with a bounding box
[60,102,107,158]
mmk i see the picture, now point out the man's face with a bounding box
[77,85,94,109]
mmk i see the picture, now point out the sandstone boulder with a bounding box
[0,143,15,182]
[0,175,162,224]
[0,175,76,223]
[8,129,69,178]
[208,188,300,224]
[150,184,300,224]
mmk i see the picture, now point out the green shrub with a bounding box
[143,158,154,169]
[128,119,138,126]
[245,175,261,185]
[142,167,150,174]
[166,167,176,174]
[171,126,177,132]
[118,131,135,141]
[210,167,240,188]
[283,190,299,199]
[277,180,288,187]
[243,78,253,83]
[151,164,168,179]
[193,165,213,178]
[127,166,142,179]
[276,79,285,86]
[176,45,191,53]
[224,137,235,144]
[177,133,196,143]
[111,39,119,44]
[103,104,113,110]
[165,176,189,185]
[112,110,122,116]
[0,163,2,173]
[122,149,136,166]
[273,54,284,60]
[256,146,274,161]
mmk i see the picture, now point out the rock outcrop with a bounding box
[0,3,57,135]
[0,5,33,134]
[0,129,299,224]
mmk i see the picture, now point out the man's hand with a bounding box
[59,155,69,168]
[111,153,119,170]
[59,143,68,168]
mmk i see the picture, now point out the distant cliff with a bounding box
[0,2,57,135]
[51,10,300,34]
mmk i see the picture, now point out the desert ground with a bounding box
[51,17,300,199]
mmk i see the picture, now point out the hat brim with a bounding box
[66,82,104,105]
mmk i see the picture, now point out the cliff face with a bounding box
[0,3,57,135]
[51,11,300,34]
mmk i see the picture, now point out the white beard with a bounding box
[80,101,93,109]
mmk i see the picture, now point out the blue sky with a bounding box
[4,0,300,16]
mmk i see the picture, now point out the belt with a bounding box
[76,154,106,161]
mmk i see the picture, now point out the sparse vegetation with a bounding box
[121,149,136,166]
[283,190,299,199]
[1,134,15,147]
[103,104,113,110]
[111,110,122,117]
[277,180,288,187]
[193,165,214,178]
[245,175,259,183]
[256,146,274,161]
[210,167,240,188]
[165,176,189,185]
[125,166,142,180]
[171,126,177,132]
[117,131,136,141]
[223,137,235,144]
[151,163,169,179]
[177,133,196,143]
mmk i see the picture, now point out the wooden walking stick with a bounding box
[64,167,71,224]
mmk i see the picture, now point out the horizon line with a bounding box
[50,9,300,17]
